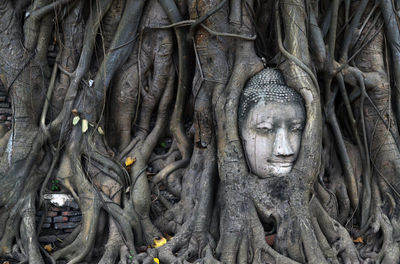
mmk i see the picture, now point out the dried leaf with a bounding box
[125,157,136,167]
[154,258,160,264]
[44,244,53,252]
[2,261,10,264]
[98,126,104,135]
[82,119,88,133]
[152,237,167,248]
[353,237,364,243]
[72,116,80,126]
[71,109,78,116]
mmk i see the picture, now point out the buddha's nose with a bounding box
[273,128,294,156]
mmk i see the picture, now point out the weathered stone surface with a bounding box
[44,194,74,207]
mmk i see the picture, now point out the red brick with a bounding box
[49,207,61,212]
[46,211,58,217]
[62,211,81,216]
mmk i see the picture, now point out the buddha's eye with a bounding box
[290,124,303,132]
[255,126,274,134]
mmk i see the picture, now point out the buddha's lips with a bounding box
[267,161,294,167]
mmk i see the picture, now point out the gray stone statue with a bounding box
[239,68,306,178]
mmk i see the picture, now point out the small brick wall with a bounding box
[36,195,82,244]
[0,81,11,129]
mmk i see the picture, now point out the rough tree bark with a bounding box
[0,0,400,263]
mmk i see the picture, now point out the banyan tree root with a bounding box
[1,0,400,263]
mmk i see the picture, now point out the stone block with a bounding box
[0,102,10,108]
[69,216,82,222]
[42,223,51,229]
[54,222,78,230]
[0,108,11,114]
[53,216,69,223]
[39,235,57,243]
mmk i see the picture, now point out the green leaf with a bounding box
[160,142,167,148]
[72,116,80,125]
[82,119,88,133]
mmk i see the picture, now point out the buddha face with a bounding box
[240,101,305,178]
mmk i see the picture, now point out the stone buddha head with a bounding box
[239,68,306,178]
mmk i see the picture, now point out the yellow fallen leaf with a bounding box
[98,126,104,135]
[152,237,167,248]
[44,244,53,252]
[125,157,136,167]
[353,237,364,243]
[154,258,160,264]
